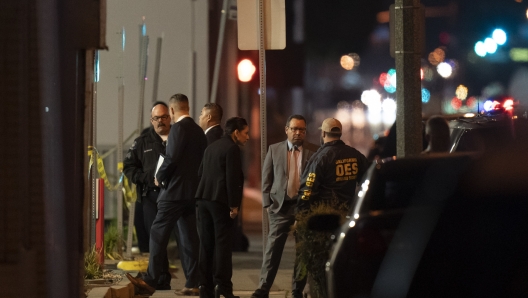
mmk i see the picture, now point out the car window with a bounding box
[368,171,425,211]
[456,126,514,152]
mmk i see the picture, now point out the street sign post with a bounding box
[237,0,286,255]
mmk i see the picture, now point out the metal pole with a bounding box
[91,50,98,247]
[152,35,163,105]
[209,0,229,103]
[118,28,126,256]
[258,0,269,256]
[394,0,423,157]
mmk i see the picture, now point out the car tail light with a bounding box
[503,98,514,111]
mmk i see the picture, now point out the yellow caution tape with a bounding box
[117,260,149,272]
[87,147,137,203]
[123,175,137,204]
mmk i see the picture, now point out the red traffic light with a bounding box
[237,59,256,82]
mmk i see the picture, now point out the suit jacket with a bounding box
[195,135,244,208]
[205,125,223,146]
[262,140,319,213]
[156,117,207,202]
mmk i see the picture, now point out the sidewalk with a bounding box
[87,231,299,298]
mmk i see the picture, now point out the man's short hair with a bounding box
[204,102,223,122]
[169,93,189,111]
[152,101,168,109]
[224,117,248,136]
[285,114,306,127]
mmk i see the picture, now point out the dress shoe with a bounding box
[125,273,155,295]
[250,288,269,298]
[156,284,171,290]
[199,285,214,298]
[214,285,240,298]
[291,290,305,298]
[175,287,200,296]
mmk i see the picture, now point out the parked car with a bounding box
[315,144,528,298]
[449,109,528,153]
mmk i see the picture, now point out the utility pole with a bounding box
[392,0,424,157]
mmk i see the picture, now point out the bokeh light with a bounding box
[456,85,468,100]
[437,62,453,78]
[361,89,382,106]
[424,67,434,81]
[384,83,396,93]
[483,100,493,111]
[428,48,446,66]
[379,73,388,85]
[492,29,507,45]
[422,88,431,103]
[466,96,477,108]
[451,97,462,110]
[382,98,396,125]
[475,41,487,57]
[484,38,498,54]
[237,59,256,82]
[340,53,360,70]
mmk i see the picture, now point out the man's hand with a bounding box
[154,177,159,186]
[230,207,239,219]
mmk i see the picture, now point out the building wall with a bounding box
[97,0,209,146]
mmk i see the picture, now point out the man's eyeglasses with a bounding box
[151,115,170,122]
[288,127,307,133]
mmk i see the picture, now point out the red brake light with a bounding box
[503,99,514,111]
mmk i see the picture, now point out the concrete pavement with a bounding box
[87,232,298,298]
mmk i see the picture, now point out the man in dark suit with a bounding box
[251,115,319,298]
[195,117,249,298]
[126,94,207,296]
[198,102,224,145]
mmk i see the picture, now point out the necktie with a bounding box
[287,146,300,199]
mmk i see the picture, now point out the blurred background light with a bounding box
[475,41,487,57]
[388,71,397,87]
[484,37,498,54]
[483,99,493,111]
[237,59,256,82]
[456,85,468,100]
[421,88,431,103]
[451,97,462,110]
[340,55,355,70]
[340,53,361,70]
[428,48,445,66]
[437,62,453,78]
[381,98,396,126]
[384,83,396,93]
[361,89,381,106]
[492,29,507,45]
[466,96,477,108]
[509,48,528,62]
[379,72,388,85]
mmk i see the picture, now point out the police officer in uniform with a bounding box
[297,118,369,212]
[124,101,170,257]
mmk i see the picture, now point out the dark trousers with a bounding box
[196,200,235,292]
[134,190,159,253]
[134,200,150,253]
[258,200,307,294]
[144,199,196,288]
[174,213,200,288]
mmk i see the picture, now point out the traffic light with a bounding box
[237,59,256,82]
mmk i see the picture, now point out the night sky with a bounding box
[301,0,528,95]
